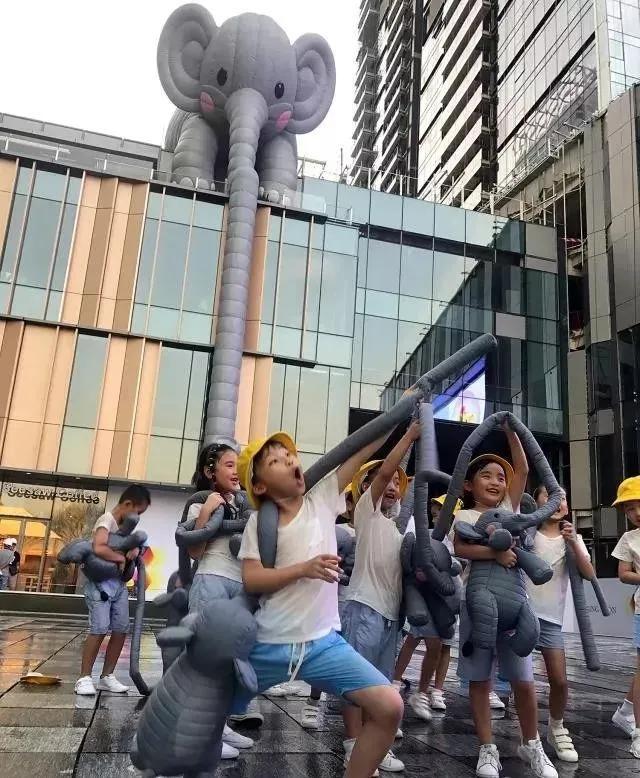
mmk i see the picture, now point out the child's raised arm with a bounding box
[368,420,421,506]
[503,420,528,510]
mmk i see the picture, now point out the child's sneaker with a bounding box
[613,706,636,736]
[476,744,501,778]
[631,728,640,758]
[301,704,321,729]
[221,742,239,759]
[222,724,253,749]
[265,681,309,697]
[74,676,96,696]
[379,750,404,772]
[343,738,379,776]
[96,674,128,693]
[429,688,447,711]
[517,737,558,778]
[408,691,432,721]
[547,722,578,762]
[488,691,505,710]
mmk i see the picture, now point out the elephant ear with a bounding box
[157,4,217,112]
[288,33,336,134]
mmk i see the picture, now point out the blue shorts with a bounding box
[84,581,129,635]
[189,574,243,613]
[634,614,640,649]
[342,600,398,680]
[536,619,564,650]
[409,617,456,647]
[231,629,389,714]
[456,603,534,683]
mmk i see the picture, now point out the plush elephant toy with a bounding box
[434,411,563,658]
[157,4,336,446]
[401,401,462,638]
[131,597,258,777]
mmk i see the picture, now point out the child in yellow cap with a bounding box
[235,425,408,778]
[341,420,420,773]
[611,476,640,755]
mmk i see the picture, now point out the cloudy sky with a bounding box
[1,0,358,174]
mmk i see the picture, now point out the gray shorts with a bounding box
[189,573,243,614]
[409,617,456,647]
[456,603,534,683]
[341,600,398,681]
[536,619,564,650]
[84,581,130,635]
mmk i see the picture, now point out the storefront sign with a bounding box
[4,483,101,504]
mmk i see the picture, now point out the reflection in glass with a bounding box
[183,227,219,314]
[146,436,182,483]
[32,169,66,200]
[11,286,47,319]
[283,215,310,246]
[16,198,59,287]
[434,204,465,242]
[296,366,330,454]
[362,315,398,385]
[319,252,356,336]
[179,439,200,485]
[273,325,302,357]
[365,290,399,318]
[192,199,223,230]
[151,221,189,309]
[152,347,192,438]
[370,190,403,229]
[400,245,433,298]
[324,224,359,255]
[268,362,286,432]
[135,219,159,304]
[275,244,307,329]
[65,335,108,428]
[1,194,28,282]
[326,368,350,449]
[402,197,435,234]
[433,251,466,302]
[58,427,94,474]
[184,351,209,440]
[147,306,180,340]
[261,241,279,325]
[162,193,193,224]
[317,334,352,367]
[366,240,400,292]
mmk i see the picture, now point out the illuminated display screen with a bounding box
[433,357,486,425]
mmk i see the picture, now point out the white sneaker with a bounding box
[408,691,432,721]
[266,681,310,697]
[476,743,501,778]
[96,674,129,693]
[631,728,640,757]
[429,688,447,711]
[517,738,558,778]
[395,728,403,739]
[613,707,636,737]
[74,676,96,696]
[547,723,578,762]
[223,724,253,749]
[343,738,379,777]
[379,750,404,772]
[489,691,505,710]
[301,704,321,729]
[221,741,239,759]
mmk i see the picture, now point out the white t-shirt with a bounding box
[338,524,356,604]
[346,490,403,621]
[526,531,589,625]
[93,512,118,536]
[612,528,640,614]
[405,516,455,553]
[449,499,513,592]
[239,473,345,644]
[189,503,244,582]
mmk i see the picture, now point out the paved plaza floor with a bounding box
[0,614,638,777]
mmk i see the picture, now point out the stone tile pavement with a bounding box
[0,614,638,777]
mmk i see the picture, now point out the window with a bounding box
[400,245,433,299]
[366,240,401,292]
[369,190,403,230]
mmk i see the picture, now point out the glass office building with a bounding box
[0,114,562,594]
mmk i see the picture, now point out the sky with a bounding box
[1,0,358,175]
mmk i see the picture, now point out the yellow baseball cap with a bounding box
[431,494,462,513]
[613,476,640,506]
[467,454,514,486]
[352,460,409,501]
[238,432,298,508]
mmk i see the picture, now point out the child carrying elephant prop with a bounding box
[401,401,462,639]
[433,412,564,658]
[157,4,337,448]
[57,515,150,694]
[131,334,497,777]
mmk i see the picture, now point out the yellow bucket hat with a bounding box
[352,460,409,501]
[431,494,462,513]
[613,476,640,506]
[238,432,298,508]
[467,454,514,486]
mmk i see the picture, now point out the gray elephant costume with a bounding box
[157,4,336,446]
[132,335,496,777]
[57,515,150,694]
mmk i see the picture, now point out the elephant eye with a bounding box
[217,68,228,86]
[274,81,285,99]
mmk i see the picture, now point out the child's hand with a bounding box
[494,548,517,568]
[126,548,140,561]
[302,554,343,583]
[204,492,225,512]
[561,521,577,544]
[405,420,421,442]
[501,419,514,434]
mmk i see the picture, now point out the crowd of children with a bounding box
[72,414,640,778]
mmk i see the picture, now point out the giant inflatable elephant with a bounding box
[132,335,498,776]
[157,5,336,445]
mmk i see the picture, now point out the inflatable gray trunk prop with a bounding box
[154,576,190,674]
[401,402,460,638]
[304,334,497,491]
[130,558,151,696]
[56,514,147,583]
[131,597,258,777]
[336,525,356,586]
[157,5,336,445]
[436,411,562,657]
